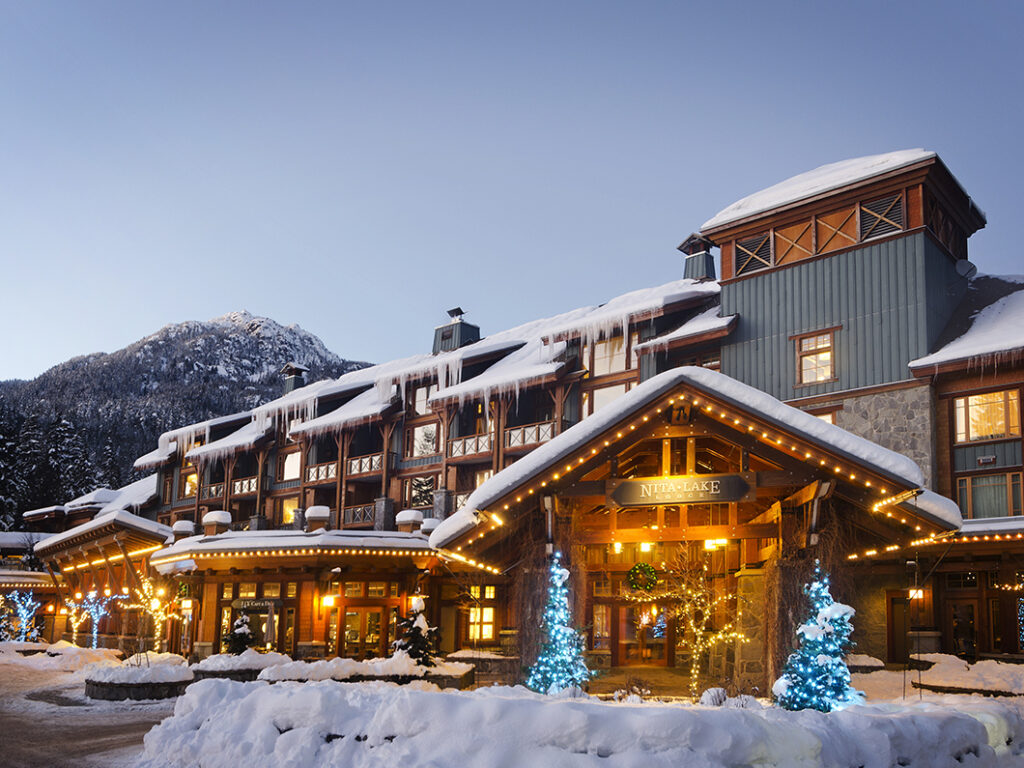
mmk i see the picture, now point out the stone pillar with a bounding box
[373,496,396,532]
[433,489,454,520]
[734,568,767,695]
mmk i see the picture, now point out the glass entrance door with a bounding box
[617,605,667,666]
[342,608,384,659]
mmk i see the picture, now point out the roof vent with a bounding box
[677,233,717,282]
[433,309,481,354]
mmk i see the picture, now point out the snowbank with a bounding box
[123,652,188,667]
[258,651,472,682]
[914,654,1024,695]
[0,640,49,654]
[846,654,884,669]
[85,663,194,684]
[140,678,1024,768]
[1,642,123,671]
[193,649,293,672]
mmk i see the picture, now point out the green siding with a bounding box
[953,442,1023,473]
[719,232,967,401]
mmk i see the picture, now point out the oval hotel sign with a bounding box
[606,473,755,507]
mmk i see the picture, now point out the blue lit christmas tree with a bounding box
[772,560,863,712]
[526,552,592,695]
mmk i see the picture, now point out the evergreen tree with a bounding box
[393,595,439,667]
[0,424,23,531]
[526,552,592,695]
[96,435,122,490]
[47,416,95,502]
[227,612,255,654]
[13,413,57,519]
[772,560,863,712]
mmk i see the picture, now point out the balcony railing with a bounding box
[347,452,383,476]
[343,504,375,525]
[200,483,224,500]
[306,462,338,483]
[448,432,492,458]
[504,420,556,450]
[454,491,471,510]
[231,476,258,495]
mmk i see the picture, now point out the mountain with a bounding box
[0,311,368,523]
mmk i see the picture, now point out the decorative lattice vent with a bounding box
[735,232,771,275]
[859,194,904,240]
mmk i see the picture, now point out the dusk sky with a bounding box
[1,1,1021,380]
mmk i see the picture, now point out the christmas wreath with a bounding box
[626,562,658,592]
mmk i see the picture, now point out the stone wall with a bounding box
[844,573,897,662]
[834,384,935,486]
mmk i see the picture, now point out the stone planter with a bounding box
[192,668,264,683]
[911,681,1016,697]
[85,679,192,701]
[267,669,475,690]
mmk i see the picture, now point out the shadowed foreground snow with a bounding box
[140,678,1024,768]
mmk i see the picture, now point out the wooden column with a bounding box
[115,538,143,591]
[379,422,396,498]
[255,449,268,520]
[224,457,236,516]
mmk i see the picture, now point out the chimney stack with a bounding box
[395,509,424,534]
[305,505,331,532]
[172,519,195,542]
[678,233,717,282]
[280,362,310,394]
[202,510,232,536]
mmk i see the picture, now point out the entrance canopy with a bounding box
[431,367,960,560]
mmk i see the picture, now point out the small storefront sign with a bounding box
[606,473,755,507]
[231,598,282,611]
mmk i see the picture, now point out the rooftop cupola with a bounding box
[432,307,481,354]
[678,233,717,282]
[280,361,309,394]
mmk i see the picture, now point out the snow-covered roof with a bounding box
[702,149,936,231]
[906,490,962,531]
[0,569,53,588]
[133,441,178,470]
[186,420,270,463]
[634,305,738,353]
[154,411,252,456]
[150,528,432,571]
[429,339,567,406]
[910,275,1024,372]
[432,366,937,548]
[289,386,397,439]
[959,516,1024,536]
[21,505,66,520]
[98,474,159,515]
[64,488,120,509]
[35,508,171,555]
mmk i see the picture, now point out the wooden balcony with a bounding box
[343,504,375,526]
[347,452,384,477]
[306,462,338,484]
[447,432,492,459]
[504,420,556,451]
[454,491,471,510]
[231,476,258,495]
[200,483,224,500]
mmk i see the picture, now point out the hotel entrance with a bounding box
[342,607,388,659]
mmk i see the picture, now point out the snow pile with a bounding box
[86,662,194,685]
[702,149,937,230]
[0,640,49,654]
[140,678,1024,768]
[258,651,472,682]
[194,649,293,672]
[446,649,508,660]
[123,652,188,667]
[1,641,123,671]
[915,653,1024,694]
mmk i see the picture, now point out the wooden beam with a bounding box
[579,523,779,544]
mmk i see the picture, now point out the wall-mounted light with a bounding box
[639,542,653,553]
[908,588,924,600]
[703,539,729,551]
[180,598,194,610]
[612,542,623,554]
[322,594,336,608]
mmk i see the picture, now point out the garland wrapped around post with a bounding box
[772,560,863,712]
[526,551,592,695]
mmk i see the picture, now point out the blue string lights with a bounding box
[526,552,592,695]
[6,590,41,643]
[65,590,126,649]
[773,560,863,712]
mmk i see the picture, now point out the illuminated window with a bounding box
[406,423,439,457]
[286,582,298,598]
[344,582,363,598]
[584,384,627,417]
[957,473,1023,519]
[474,469,493,488]
[263,583,281,599]
[367,582,387,598]
[592,604,611,650]
[955,390,1020,443]
[279,451,301,481]
[239,583,257,598]
[591,335,630,376]
[180,470,198,499]
[277,496,299,526]
[468,585,497,600]
[219,607,232,652]
[221,583,233,599]
[469,606,495,640]
[797,332,834,384]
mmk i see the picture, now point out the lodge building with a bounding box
[19,149,1024,693]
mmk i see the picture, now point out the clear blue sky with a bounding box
[1,1,1021,380]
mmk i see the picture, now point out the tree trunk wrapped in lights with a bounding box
[526,551,592,695]
[623,550,747,701]
[772,559,863,712]
[128,574,179,652]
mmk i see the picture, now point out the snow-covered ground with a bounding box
[139,677,1024,767]
[0,645,174,767]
